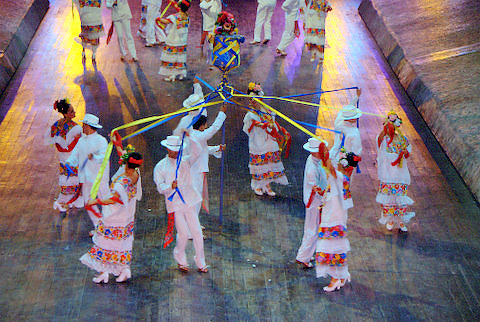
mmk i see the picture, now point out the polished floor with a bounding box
[0,0,479,320]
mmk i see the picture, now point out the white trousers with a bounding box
[253,4,275,42]
[146,4,166,45]
[114,19,137,59]
[173,202,206,269]
[277,12,296,51]
[295,204,320,263]
[82,180,111,228]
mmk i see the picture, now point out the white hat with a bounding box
[341,105,362,120]
[161,135,184,152]
[303,137,327,152]
[183,94,207,116]
[82,113,102,129]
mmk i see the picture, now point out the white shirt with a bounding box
[259,0,277,7]
[303,155,327,207]
[189,111,226,173]
[282,0,300,18]
[199,0,222,32]
[66,131,109,184]
[153,138,202,212]
[107,0,133,21]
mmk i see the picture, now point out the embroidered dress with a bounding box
[315,169,351,280]
[302,0,331,58]
[80,166,142,276]
[44,119,83,210]
[243,110,289,191]
[376,134,415,228]
[158,13,190,78]
[74,0,105,47]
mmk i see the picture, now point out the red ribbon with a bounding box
[128,157,143,165]
[163,212,175,248]
[306,186,326,208]
[55,135,80,153]
[106,21,114,45]
[391,150,409,167]
[65,183,82,205]
[248,120,291,158]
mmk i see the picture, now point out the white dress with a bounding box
[74,0,105,47]
[44,119,84,210]
[376,134,415,227]
[80,166,142,276]
[315,169,350,280]
[243,111,289,190]
[302,0,331,57]
[158,13,190,77]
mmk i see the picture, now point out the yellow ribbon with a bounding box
[157,1,172,29]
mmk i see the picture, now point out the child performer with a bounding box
[44,99,83,220]
[315,149,360,292]
[376,111,415,232]
[302,0,332,62]
[242,82,290,196]
[295,138,330,268]
[158,0,191,82]
[80,145,143,284]
[154,134,209,273]
[276,0,300,56]
[107,0,138,62]
[74,0,104,65]
[199,0,222,47]
[251,0,277,45]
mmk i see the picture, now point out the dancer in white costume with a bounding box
[376,111,415,232]
[301,0,332,62]
[73,0,105,64]
[80,150,143,283]
[242,83,290,196]
[276,0,300,56]
[107,0,138,62]
[251,0,276,45]
[295,138,329,268]
[44,99,83,221]
[315,149,360,292]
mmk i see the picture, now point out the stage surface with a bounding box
[359,0,480,201]
[0,0,479,320]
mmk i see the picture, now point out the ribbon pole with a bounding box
[219,121,226,225]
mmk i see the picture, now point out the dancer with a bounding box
[145,0,166,46]
[65,114,110,232]
[251,0,277,45]
[315,149,360,292]
[107,0,138,62]
[376,111,415,232]
[295,138,329,268]
[73,0,105,65]
[243,82,290,196]
[301,0,332,62]
[276,0,300,56]
[157,0,191,82]
[44,99,83,222]
[137,0,148,39]
[199,0,222,46]
[153,134,209,273]
[80,147,143,284]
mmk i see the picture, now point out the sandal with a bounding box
[177,264,189,272]
[276,48,287,56]
[198,266,209,273]
[296,260,314,269]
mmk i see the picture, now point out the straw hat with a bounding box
[82,113,102,129]
[161,135,184,152]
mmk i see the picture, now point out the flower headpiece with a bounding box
[53,98,70,111]
[215,11,238,35]
[120,144,143,165]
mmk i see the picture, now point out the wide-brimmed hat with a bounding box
[82,113,102,129]
[303,137,327,152]
[183,94,207,116]
[341,105,362,120]
[161,135,184,152]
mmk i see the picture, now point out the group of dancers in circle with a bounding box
[45,76,415,291]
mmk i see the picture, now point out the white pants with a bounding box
[296,204,320,263]
[146,4,166,45]
[114,19,137,59]
[82,180,111,228]
[173,202,206,269]
[254,4,275,42]
[277,12,296,51]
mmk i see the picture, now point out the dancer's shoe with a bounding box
[93,272,109,284]
[116,269,131,282]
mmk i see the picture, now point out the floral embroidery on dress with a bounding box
[316,252,347,266]
[318,225,347,239]
[97,221,134,240]
[378,183,408,196]
[176,15,189,29]
[343,175,351,200]
[249,151,281,166]
[386,135,409,154]
[252,170,285,181]
[81,24,104,34]
[59,163,78,177]
[51,120,78,140]
[310,0,332,12]
[163,45,187,54]
[60,185,80,195]
[304,28,325,36]
[160,61,186,69]
[381,205,407,217]
[88,245,132,266]
[110,174,137,201]
[79,0,101,8]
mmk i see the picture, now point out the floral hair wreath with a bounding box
[120,144,143,166]
[385,110,402,127]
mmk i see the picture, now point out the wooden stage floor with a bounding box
[0,0,479,320]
